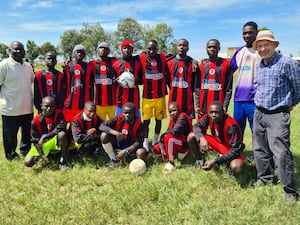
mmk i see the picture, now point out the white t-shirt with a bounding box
[0,57,34,116]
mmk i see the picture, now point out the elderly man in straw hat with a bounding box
[251,29,300,205]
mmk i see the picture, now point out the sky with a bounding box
[1,0,300,60]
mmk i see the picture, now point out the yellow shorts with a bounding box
[96,105,116,120]
[26,136,60,158]
[142,97,166,120]
[68,139,82,150]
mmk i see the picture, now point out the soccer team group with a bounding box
[1,21,300,204]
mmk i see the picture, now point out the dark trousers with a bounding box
[2,114,33,159]
[253,108,297,194]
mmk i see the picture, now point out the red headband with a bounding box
[121,40,134,50]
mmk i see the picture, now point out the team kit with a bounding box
[1,21,300,205]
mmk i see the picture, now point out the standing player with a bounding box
[140,39,168,150]
[63,44,94,122]
[112,40,143,118]
[34,51,66,112]
[90,42,117,120]
[167,38,199,119]
[195,39,233,119]
[230,21,259,136]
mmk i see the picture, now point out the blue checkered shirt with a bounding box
[254,52,300,110]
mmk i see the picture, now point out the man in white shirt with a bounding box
[0,41,34,160]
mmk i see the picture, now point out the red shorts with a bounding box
[204,134,244,162]
[153,133,189,161]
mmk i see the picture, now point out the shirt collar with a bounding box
[261,52,280,67]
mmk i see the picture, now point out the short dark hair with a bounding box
[148,39,158,45]
[209,100,224,111]
[207,39,220,46]
[243,21,258,31]
[123,102,135,111]
[84,101,96,109]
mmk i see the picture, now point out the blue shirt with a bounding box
[254,52,300,110]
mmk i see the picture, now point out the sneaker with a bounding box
[177,152,189,161]
[284,193,298,206]
[94,147,101,156]
[59,158,68,171]
[59,162,68,171]
[251,179,265,187]
[7,152,20,161]
[194,159,205,167]
[162,162,175,174]
[106,160,118,171]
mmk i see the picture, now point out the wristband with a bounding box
[125,149,129,154]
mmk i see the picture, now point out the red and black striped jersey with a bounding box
[112,56,143,108]
[139,52,168,99]
[167,56,198,115]
[101,114,145,146]
[30,110,66,143]
[90,57,117,106]
[195,58,233,113]
[64,61,94,111]
[167,111,192,138]
[71,112,103,144]
[34,69,66,111]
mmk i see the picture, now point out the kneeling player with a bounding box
[187,101,244,175]
[153,102,193,173]
[25,96,69,170]
[100,102,147,169]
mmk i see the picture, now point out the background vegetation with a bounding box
[0,17,177,62]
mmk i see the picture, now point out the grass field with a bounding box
[0,65,300,224]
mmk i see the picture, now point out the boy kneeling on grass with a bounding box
[25,96,69,171]
[100,102,147,170]
[152,102,193,173]
[187,100,244,175]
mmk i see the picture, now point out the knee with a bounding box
[24,157,37,167]
[230,159,243,175]
[187,132,195,144]
[57,131,68,142]
[136,148,147,159]
[100,132,109,143]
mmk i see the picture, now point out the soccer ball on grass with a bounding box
[129,159,147,175]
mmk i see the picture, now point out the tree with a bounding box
[39,42,57,56]
[0,43,9,59]
[113,17,143,55]
[142,23,177,54]
[59,29,83,60]
[26,40,40,62]
[80,23,110,59]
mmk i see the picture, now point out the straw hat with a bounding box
[252,29,279,50]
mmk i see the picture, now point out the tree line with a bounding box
[0,17,177,62]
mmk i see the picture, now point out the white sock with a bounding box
[101,142,116,161]
[143,138,149,151]
[152,133,159,146]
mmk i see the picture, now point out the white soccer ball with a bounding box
[117,71,135,88]
[129,159,147,175]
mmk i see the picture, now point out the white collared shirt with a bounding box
[0,57,34,116]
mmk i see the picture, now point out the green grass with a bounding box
[1,67,300,224]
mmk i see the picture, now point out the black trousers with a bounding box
[2,113,33,159]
